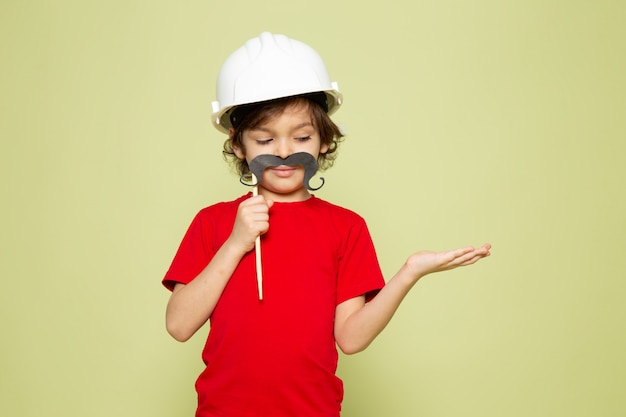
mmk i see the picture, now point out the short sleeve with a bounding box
[162,210,215,291]
[335,217,385,305]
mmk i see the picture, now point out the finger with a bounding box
[447,248,485,267]
[458,255,483,266]
[241,201,271,216]
[450,244,491,261]
[244,194,263,203]
[453,246,476,256]
[457,250,491,266]
[444,246,475,263]
[243,195,270,207]
[439,247,474,264]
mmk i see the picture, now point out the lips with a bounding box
[270,165,298,177]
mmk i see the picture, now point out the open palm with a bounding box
[405,244,491,278]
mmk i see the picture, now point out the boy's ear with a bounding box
[229,128,245,159]
[320,142,330,155]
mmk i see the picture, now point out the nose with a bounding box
[275,138,291,159]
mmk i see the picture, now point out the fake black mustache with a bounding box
[240,152,325,191]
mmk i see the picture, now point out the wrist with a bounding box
[222,236,251,259]
[399,261,424,286]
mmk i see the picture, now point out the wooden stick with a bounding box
[251,174,263,300]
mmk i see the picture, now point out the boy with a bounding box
[163,32,491,417]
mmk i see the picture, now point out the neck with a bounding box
[258,187,311,203]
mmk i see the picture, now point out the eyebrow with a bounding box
[250,122,314,133]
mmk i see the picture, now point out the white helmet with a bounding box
[211,32,343,133]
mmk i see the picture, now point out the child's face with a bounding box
[233,102,329,201]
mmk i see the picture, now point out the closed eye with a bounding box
[296,136,312,142]
[256,138,273,145]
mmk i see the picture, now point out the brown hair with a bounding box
[222,96,344,180]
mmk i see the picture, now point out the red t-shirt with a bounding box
[163,195,385,417]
